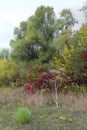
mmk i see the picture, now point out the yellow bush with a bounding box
[0,59,18,86]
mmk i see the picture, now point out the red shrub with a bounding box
[80,50,87,59]
[24,83,36,94]
[36,73,55,90]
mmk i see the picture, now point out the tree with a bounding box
[10,6,56,63]
[78,23,87,49]
[14,21,27,40]
[54,9,77,55]
[80,1,87,22]
[0,48,10,59]
[62,24,87,85]
[10,7,78,67]
[56,9,77,32]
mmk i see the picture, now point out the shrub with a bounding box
[36,73,55,90]
[24,83,36,94]
[0,59,18,86]
[16,107,31,124]
[25,64,49,83]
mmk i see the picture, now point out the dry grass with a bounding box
[0,87,87,111]
[0,87,87,130]
[59,94,87,113]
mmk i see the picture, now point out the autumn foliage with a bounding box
[0,59,18,86]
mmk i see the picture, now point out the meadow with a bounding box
[0,87,87,130]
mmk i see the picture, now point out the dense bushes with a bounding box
[0,59,18,87]
[0,58,86,95]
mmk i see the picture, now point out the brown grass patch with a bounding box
[0,87,87,112]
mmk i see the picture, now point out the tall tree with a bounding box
[10,6,56,63]
[54,9,77,53]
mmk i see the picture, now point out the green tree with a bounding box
[56,9,77,32]
[0,48,10,59]
[80,1,87,22]
[14,21,27,40]
[10,6,56,63]
[54,9,77,55]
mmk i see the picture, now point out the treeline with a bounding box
[10,6,77,63]
[0,3,87,93]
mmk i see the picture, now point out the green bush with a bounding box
[16,107,31,124]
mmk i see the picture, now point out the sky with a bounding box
[0,0,85,49]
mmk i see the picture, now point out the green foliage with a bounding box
[66,24,87,84]
[16,107,31,124]
[69,84,86,94]
[79,23,87,49]
[60,115,73,122]
[10,5,56,63]
[60,115,67,121]
[0,59,18,86]
[53,9,77,59]
[0,48,10,59]
[10,5,77,65]
[80,1,87,22]
[57,9,77,32]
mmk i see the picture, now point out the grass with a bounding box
[0,87,87,130]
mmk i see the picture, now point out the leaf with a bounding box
[60,115,66,121]
[68,117,73,122]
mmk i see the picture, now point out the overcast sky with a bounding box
[0,0,85,49]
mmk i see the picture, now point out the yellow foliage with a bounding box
[0,59,18,83]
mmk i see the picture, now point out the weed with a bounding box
[15,107,31,124]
